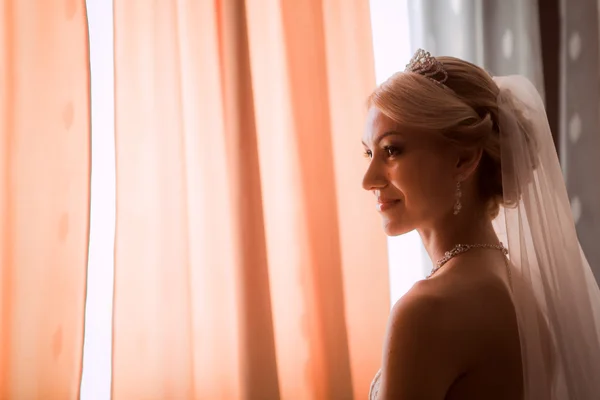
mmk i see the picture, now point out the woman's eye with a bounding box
[383,145,401,157]
[363,149,372,159]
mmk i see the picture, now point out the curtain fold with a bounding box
[112,0,389,398]
[0,0,91,398]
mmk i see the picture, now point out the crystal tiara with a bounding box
[404,48,448,85]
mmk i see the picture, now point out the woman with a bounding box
[364,50,600,399]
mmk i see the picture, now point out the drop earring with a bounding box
[453,179,463,215]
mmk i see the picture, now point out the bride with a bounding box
[363,50,600,399]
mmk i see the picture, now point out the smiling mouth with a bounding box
[376,200,401,212]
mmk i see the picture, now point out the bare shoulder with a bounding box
[378,280,470,398]
[388,275,500,334]
[385,278,481,351]
[411,268,516,341]
[387,279,451,334]
[384,279,463,369]
[378,272,516,398]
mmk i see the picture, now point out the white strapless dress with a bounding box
[368,369,382,399]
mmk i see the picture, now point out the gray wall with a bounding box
[560,0,600,281]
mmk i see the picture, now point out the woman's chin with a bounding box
[382,219,413,237]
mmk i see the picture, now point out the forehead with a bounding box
[362,106,448,151]
[363,107,397,143]
[366,106,395,130]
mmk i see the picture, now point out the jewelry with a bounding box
[405,48,448,85]
[453,180,462,215]
[429,243,510,283]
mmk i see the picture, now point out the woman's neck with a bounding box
[417,209,500,266]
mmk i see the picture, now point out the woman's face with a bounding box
[362,106,458,236]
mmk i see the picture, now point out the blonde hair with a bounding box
[368,56,504,217]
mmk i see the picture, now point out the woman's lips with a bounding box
[376,199,401,212]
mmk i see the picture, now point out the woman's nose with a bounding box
[362,159,387,191]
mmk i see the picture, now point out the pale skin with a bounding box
[362,107,524,399]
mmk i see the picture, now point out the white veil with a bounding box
[492,75,600,399]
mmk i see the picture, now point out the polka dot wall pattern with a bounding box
[567,30,583,225]
[569,113,582,144]
[569,31,582,61]
[571,196,582,225]
[562,0,600,280]
[502,29,514,59]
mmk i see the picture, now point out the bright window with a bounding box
[369,0,429,306]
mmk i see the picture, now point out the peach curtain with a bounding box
[112,0,389,398]
[0,0,90,398]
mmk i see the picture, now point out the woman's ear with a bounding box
[455,147,483,180]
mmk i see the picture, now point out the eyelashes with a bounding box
[383,145,401,157]
[363,145,402,159]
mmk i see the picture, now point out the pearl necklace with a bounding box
[429,243,509,279]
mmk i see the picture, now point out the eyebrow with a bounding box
[362,130,403,147]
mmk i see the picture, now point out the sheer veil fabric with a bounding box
[493,75,600,399]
